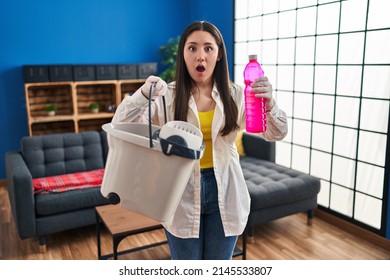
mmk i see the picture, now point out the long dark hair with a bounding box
[174,21,238,136]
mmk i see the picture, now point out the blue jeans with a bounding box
[165,168,238,260]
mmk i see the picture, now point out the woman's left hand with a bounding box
[250,76,275,109]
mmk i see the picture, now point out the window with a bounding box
[234,0,390,235]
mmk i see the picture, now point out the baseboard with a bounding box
[315,209,390,251]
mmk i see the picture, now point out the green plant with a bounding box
[89,102,99,110]
[44,103,56,112]
[159,36,180,83]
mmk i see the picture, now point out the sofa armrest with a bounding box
[242,132,276,162]
[5,151,36,239]
[99,130,108,164]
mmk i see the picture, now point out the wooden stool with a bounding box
[95,204,168,260]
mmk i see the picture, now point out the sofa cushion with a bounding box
[240,157,321,210]
[35,187,108,216]
[32,168,104,194]
[21,131,105,178]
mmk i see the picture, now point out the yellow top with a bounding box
[198,110,214,169]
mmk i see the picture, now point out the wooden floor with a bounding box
[1,185,390,260]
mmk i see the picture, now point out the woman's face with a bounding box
[183,30,220,87]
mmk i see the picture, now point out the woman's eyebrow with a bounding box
[186,41,215,45]
[186,42,215,46]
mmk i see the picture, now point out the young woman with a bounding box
[112,21,287,259]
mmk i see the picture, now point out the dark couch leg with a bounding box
[39,236,47,253]
[307,210,315,226]
[242,229,247,260]
[247,226,255,243]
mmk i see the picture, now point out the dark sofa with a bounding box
[5,131,110,252]
[5,130,320,256]
[239,133,321,247]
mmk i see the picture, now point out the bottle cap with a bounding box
[249,54,257,60]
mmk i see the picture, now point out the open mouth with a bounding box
[196,65,206,73]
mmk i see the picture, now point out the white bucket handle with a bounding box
[146,82,204,160]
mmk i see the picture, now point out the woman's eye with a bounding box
[205,47,213,52]
[189,46,196,52]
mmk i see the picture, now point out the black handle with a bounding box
[148,82,167,148]
[107,192,121,204]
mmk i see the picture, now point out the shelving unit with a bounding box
[24,79,145,136]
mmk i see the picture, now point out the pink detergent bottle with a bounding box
[244,54,266,133]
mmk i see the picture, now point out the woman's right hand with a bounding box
[141,75,167,100]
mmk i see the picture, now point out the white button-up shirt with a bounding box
[112,82,287,238]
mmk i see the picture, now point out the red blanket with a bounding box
[32,168,104,194]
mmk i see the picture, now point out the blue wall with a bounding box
[0,0,233,179]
